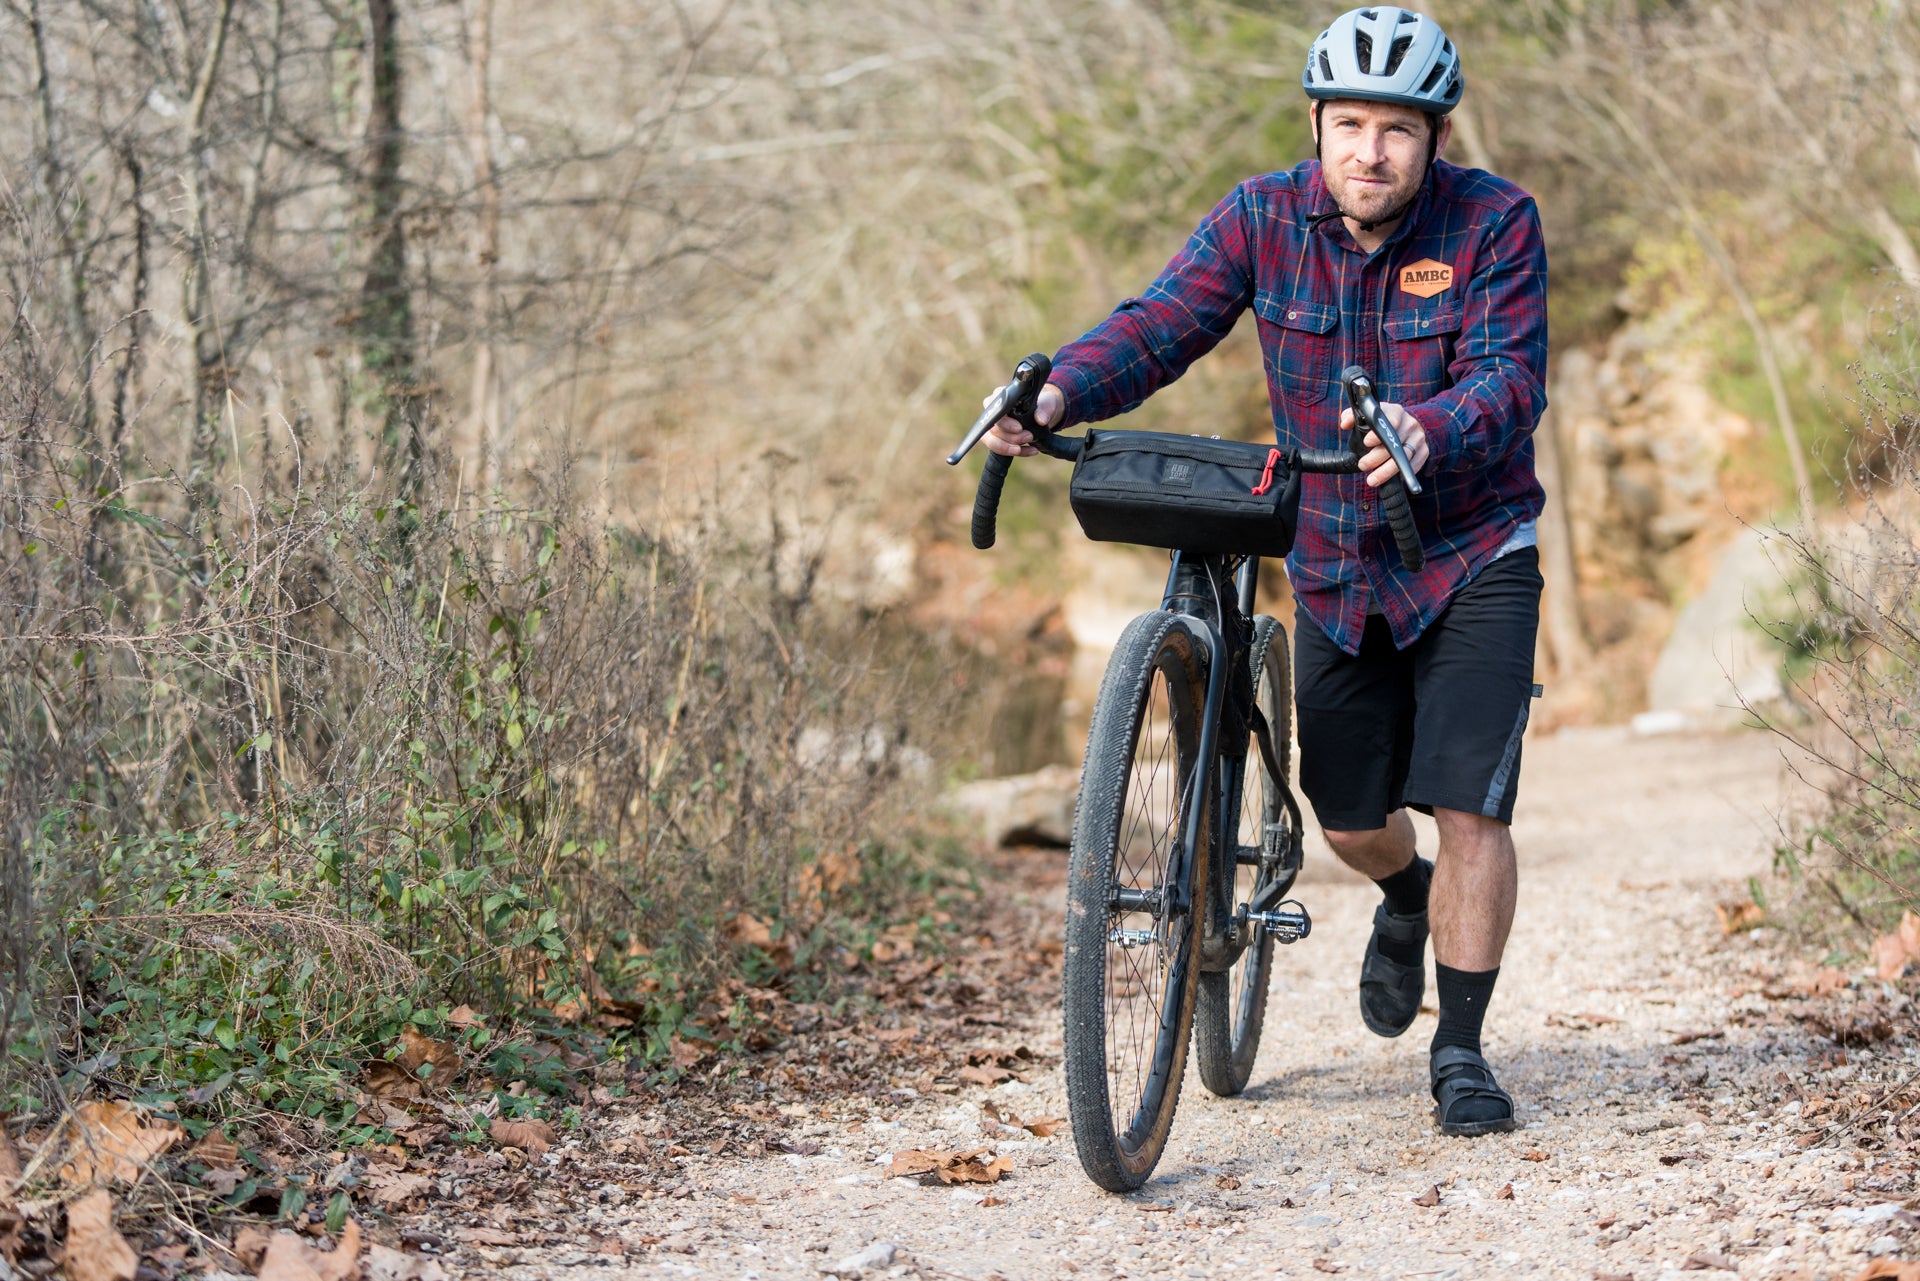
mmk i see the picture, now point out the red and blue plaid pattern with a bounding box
[1049,158,1549,655]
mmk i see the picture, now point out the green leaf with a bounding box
[505,722,524,749]
[213,1018,237,1051]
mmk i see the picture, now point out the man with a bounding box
[986,6,1547,1136]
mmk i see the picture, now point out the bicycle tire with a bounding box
[1194,615,1292,1097]
[1062,610,1209,1193]
[1378,474,1425,572]
[971,452,1012,550]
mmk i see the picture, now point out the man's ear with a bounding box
[1434,114,1454,159]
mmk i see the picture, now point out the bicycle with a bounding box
[948,357,1425,1192]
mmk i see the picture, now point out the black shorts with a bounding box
[1294,547,1543,830]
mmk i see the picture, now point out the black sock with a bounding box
[1372,854,1432,919]
[1431,964,1499,1057]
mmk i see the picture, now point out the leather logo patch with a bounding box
[1399,259,1454,299]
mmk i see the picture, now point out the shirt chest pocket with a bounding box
[1380,303,1463,405]
[1253,291,1339,405]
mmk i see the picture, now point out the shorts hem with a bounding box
[1402,786,1518,826]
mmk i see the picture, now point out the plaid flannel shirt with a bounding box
[1049,158,1549,655]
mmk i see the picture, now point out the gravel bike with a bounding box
[948,357,1424,1192]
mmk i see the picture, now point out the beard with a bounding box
[1325,167,1420,228]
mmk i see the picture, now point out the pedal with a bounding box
[1246,900,1312,943]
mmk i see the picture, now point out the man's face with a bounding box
[1311,99,1449,227]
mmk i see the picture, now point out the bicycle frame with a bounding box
[1154,553,1306,929]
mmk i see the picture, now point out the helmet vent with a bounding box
[1386,34,1414,75]
[1418,62,1445,94]
[1356,31,1372,71]
[1319,51,1334,82]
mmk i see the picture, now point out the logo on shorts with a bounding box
[1163,461,1194,487]
[1399,258,1454,299]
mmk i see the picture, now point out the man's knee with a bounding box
[1433,807,1514,858]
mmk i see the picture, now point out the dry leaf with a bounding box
[363,1243,451,1281]
[0,1130,20,1184]
[1545,1011,1620,1031]
[1682,1251,1736,1272]
[1312,1261,1344,1275]
[393,1028,460,1093]
[980,1195,1006,1207]
[234,1227,275,1270]
[188,1132,240,1167]
[258,1220,362,1281]
[668,1035,709,1072]
[489,1118,556,1156]
[1412,1185,1441,1207]
[364,1169,433,1211]
[62,1189,136,1281]
[873,1027,918,1044]
[59,1102,185,1187]
[1521,1148,1551,1162]
[202,1166,244,1196]
[451,1227,519,1246]
[1670,1028,1725,1045]
[938,1152,1012,1185]
[1214,1175,1241,1190]
[363,1062,422,1104]
[1137,1202,1173,1213]
[1874,932,1910,983]
[957,1065,1013,1087]
[445,1005,483,1031]
[886,1150,950,1179]
[1021,1116,1062,1138]
[1853,1262,1920,1281]
[1715,900,1764,934]
[1495,1182,1514,1201]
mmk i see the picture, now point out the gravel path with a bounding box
[500,726,1920,1281]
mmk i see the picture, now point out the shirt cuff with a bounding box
[1409,392,1478,472]
[1048,361,1099,431]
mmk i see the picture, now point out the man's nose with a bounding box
[1355,127,1388,166]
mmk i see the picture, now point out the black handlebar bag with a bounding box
[1067,430,1302,559]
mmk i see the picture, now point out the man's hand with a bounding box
[1342,400,1431,487]
[983,383,1065,457]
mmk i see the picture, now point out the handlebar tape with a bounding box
[1377,475,1425,573]
[972,451,1012,550]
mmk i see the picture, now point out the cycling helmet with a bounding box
[1303,7,1463,114]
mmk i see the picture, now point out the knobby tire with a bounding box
[1062,611,1208,1193]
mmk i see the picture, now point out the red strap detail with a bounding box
[1251,447,1281,496]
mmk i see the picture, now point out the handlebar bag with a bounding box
[1068,430,1302,558]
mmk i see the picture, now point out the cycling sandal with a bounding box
[1358,903,1427,1037]
[1430,1045,1519,1136]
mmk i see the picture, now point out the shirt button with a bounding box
[1287,310,1298,320]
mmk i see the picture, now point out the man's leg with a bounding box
[1429,808,1516,971]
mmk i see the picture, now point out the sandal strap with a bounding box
[1430,1046,1514,1105]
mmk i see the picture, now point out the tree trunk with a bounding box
[361,0,420,499]
[1532,404,1591,674]
[464,0,505,491]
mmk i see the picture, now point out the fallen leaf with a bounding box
[1138,1202,1173,1213]
[446,1005,484,1031]
[59,1102,185,1187]
[1412,1185,1441,1207]
[1214,1175,1241,1191]
[451,1227,519,1246]
[363,1169,432,1211]
[1521,1148,1551,1162]
[201,1166,244,1196]
[1670,1028,1725,1045]
[1495,1182,1514,1200]
[1715,900,1764,934]
[1682,1251,1736,1272]
[668,1035,709,1072]
[1020,1116,1062,1138]
[1312,1261,1343,1275]
[957,1065,1013,1087]
[393,1028,461,1093]
[363,1061,422,1104]
[1659,1149,1706,1166]
[188,1132,240,1167]
[257,1220,362,1281]
[0,1130,19,1184]
[1875,932,1910,983]
[363,1242,451,1281]
[774,1139,821,1156]
[1853,1262,1920,1281]
[1763,966,1850,999]
[489,1118,556,1156]
[980,1195,1006,1207]
[234,1227,275,1270]
[62,1189,136,1281]
[938,1152,1012,1185]
[873,1027,919,1044]
[1546,1011,1621,1030]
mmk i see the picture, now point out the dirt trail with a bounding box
[498,726,1919,1281]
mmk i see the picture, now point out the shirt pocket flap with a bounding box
[1383,304,1464,342]
[1254,292,1338,334]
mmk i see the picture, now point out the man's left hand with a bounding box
[1341,400,1431,487]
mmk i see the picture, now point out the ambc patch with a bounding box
[1399,258,1454,299]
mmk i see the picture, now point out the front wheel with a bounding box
[1062,611,1208,1193]
[1194,615,1293,1097]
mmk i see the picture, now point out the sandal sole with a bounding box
[1434,1114,1519,1137]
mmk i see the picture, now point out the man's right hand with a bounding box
[983,382,1065,457]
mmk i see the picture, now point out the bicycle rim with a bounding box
[1196,617,1290,1097]
[1063,612,1205,1192]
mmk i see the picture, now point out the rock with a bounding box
[951,764,1078,847]
[822,1241,903,1276]
[1645,526,1787,721]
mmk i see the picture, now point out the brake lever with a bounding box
[1340,366,1422,496]
[947,353,1053,465]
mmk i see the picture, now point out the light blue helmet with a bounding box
[1303,7,1463,115]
